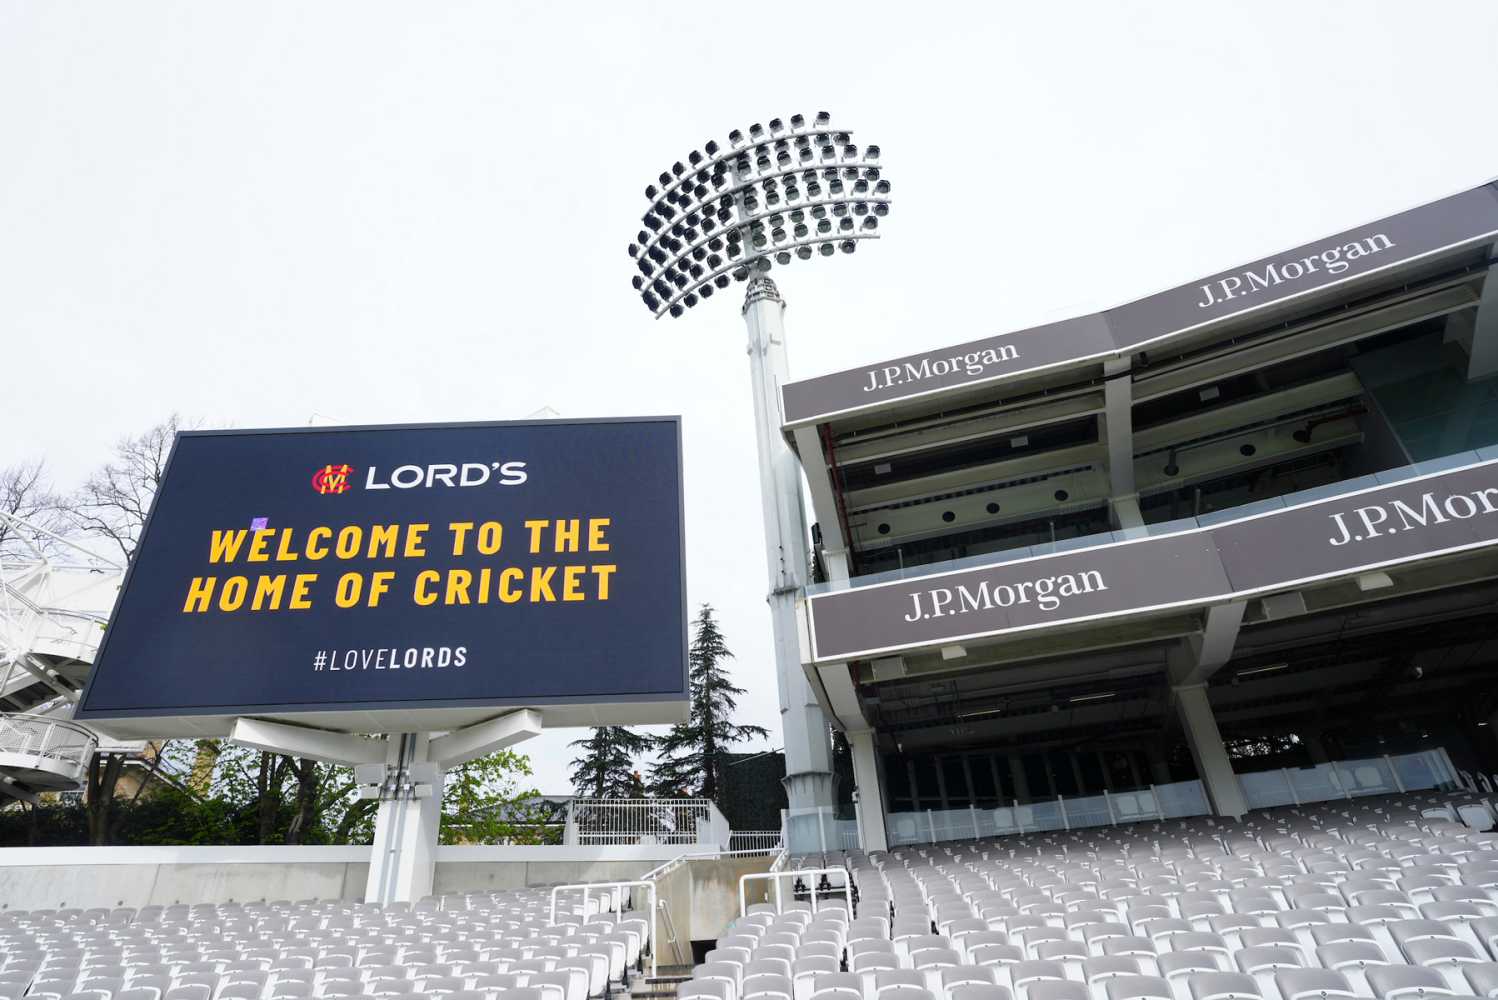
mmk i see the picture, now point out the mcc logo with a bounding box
[312,463,355,495]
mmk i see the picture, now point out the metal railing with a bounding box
[0,712,97,781]
[547,880,658,978]
[727,830,783,852]
[740,867,852,918]
[565,797,718,846]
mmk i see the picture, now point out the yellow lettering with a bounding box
[306,527,331,560]
[592,564,616,600]
[478,521,503,555]
[183,576,215,613]
[498,567,524,603]
[525,519,548,553]
[218,576,248,612]
[445,569,472,605]
[368,571,394,607]
[588,518,610,552]
[404,523,428,558]
[251,575,286,611]
[448,521,474,556]
[530,566,557,602]
[414,570,440,606]
[335,572,362,608]
[289,573,316,609]
[247,529,273,563]
[367,524,399,559]
[476,566,492,604]
[208,530,247,564]
[562,565,586,601]
[274,530,299,562]
[334,525,362,559]
[555,518,580,553]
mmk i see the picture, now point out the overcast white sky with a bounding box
[5,1,1498,795]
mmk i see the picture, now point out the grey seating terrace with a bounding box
[0,887,648,1000]
[689,792,1498,1000]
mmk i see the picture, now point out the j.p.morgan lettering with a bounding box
[1195,233,1396,309]
[903,569,1106,621]
[1326,484,1498,546]
[864,344,1020,392]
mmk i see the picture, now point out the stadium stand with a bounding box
[688,791,1498,1000]
[0,887,650,1000]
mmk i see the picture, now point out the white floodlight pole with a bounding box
[629,112,890,854]
[741,274,837,850]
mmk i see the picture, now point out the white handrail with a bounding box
[547,879,659,979]
[638,845,783,883]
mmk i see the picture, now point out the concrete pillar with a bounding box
[1172,684,1247,818]
[1009,754,1031,801]
[1125,751,1143,789]
[365,734,444,904]
[1041,754,1058,797]
[1095,751,1114,791]
[1456,263,1498,380]
[1102,359,1136,497]
[847,730,888,852]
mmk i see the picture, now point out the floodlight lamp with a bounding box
[629,113,891,316]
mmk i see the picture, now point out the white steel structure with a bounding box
[0,510,129,801]
[627,113,893,851]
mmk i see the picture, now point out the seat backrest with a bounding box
[1363,966,1449,1000]
[1022,982,1086,1000]
[1272,969,1358,1000]
[1103,976,1172,1000]
[1186,972,1261,1000]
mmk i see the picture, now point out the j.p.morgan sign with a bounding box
[781,183,1498,428]
[805,457,1498,662]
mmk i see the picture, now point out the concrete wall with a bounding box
[0,845,694,910]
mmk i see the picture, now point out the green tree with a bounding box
[649,604,768,799]
[569,726,653,799]
[440,749,546,844]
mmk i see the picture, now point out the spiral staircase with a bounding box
[0,511,132,803]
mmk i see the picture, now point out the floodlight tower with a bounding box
[627,113,891,850]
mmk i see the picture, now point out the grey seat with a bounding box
[1186,973,1261,1000]
[1465,963,1498,997]
[1364,965,1454,1000]
[1271,969,1358,1000]
[1020,984,1085,1000]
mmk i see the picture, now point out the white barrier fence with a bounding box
[563,797,731,847]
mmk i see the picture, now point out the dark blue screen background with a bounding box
[76,419,687,718]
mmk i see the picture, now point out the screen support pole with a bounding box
[363,709,545,904]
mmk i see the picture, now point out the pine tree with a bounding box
[649,604,769,799]
[568,726,653,798]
